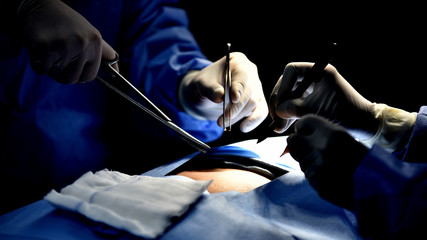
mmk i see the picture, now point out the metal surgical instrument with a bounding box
[96,52,211,153]
[223,43,232,131]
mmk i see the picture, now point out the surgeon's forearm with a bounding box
[355,145,427,238]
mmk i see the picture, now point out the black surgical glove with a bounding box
[17,0,117,83]
[287,114,369,210]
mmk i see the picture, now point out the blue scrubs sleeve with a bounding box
[120,0,222,142]
[353,106,427,239]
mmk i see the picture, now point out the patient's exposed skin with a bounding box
[177,168,271,193]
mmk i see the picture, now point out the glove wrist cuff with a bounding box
[360,103,417,151]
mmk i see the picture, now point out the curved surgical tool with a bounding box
[96,52,210,153]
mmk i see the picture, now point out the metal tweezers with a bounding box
[223,43,232,131]
[96,52,210,153]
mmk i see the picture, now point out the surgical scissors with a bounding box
[96,52,211,153]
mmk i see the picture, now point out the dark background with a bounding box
[179,1,427,145]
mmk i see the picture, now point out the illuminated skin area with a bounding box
[177,169,271,193]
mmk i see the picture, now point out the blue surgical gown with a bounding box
[354,106,427,239]
[0,0,222,214]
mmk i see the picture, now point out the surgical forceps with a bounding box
[223,43,232,131]
[96,52,211,153]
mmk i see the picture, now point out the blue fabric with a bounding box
[0,176,363,240]
[0,145,363,239]
[141,146,261,177]
[354,106,427,239]
[159,172,361,240]
[204,145,261,158]
[0,0,223,213]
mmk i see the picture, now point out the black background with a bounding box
[179,1,427,145]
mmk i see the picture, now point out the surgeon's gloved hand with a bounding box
[17,0,117,84]
[179,52,268,133]
[287,114,369,210]
[270,62,379,140]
